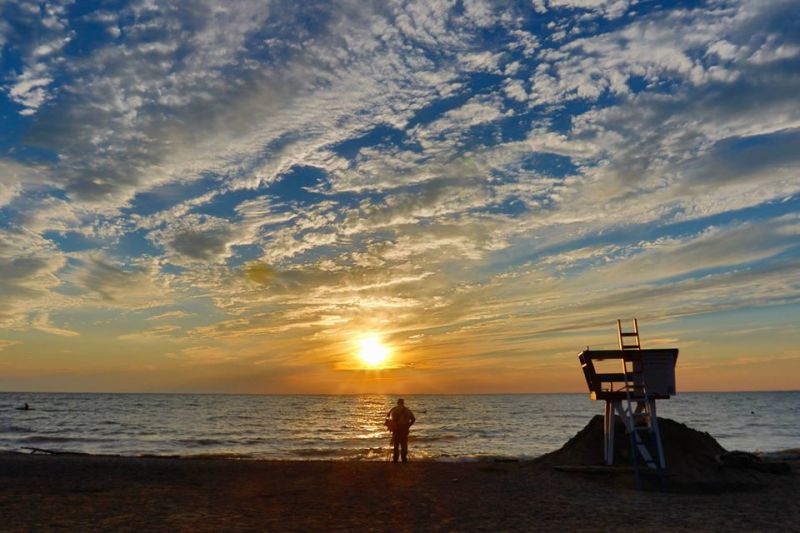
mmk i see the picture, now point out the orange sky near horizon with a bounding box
[2,310,798,394]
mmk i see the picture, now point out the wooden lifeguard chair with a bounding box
[578,319,678,487]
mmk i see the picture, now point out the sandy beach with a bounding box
[1,449,797,533]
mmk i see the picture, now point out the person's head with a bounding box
[397,398,405,406]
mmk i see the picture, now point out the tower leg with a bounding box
[603,401,610,464]
[649,399,666,468]
[604,400,617,465]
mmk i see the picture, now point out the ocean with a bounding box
[1,392,798,461]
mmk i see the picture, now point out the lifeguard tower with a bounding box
[578,319,678,486]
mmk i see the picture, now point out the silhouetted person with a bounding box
[386,398,415,463]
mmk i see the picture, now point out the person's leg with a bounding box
[392,434,399,462]
[400,431,409,462]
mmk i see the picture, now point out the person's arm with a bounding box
[409,411,416,426]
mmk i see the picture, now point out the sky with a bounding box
[0,0,799,394]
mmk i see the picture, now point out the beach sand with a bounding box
[1,451,797,532]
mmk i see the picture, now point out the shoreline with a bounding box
[6,448,541,462]
[7,445,800,462]
[1,452,798,532]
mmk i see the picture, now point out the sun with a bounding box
[357,335,391,368]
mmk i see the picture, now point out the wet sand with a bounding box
[1,452,797,532]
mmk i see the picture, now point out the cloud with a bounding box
[144,209,269,267]
[0,179,22,209]
[0,229,66,326]
[544,0,632,20]
[243,262,275,285]
[146,310,194,321]
[16,0,475,211]
[457,216,800,337]
[31,312,79,337]
[8,71,54,114]
[528,0,799,108]
[0,339,21,351]
[1,0,72,115]
[0,159,50,208]
[1,0,799,390]
[412,94,512,147]
[167,225,236,263]
[76,256,168,308]
[118,324,181,341]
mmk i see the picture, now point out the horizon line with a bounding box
[3,389,798,396]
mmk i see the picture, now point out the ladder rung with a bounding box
[619,332,639,337]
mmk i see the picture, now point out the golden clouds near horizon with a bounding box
[356,334,391,369]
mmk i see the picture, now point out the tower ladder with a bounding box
[617,319,665,490]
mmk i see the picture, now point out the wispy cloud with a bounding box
[146,310,194,321]
[32,312,79,337]
[0,339,21,351]
[75,256,169,308]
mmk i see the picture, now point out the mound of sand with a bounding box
[536,415,790,492]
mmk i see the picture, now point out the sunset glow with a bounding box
[357,336,391,369]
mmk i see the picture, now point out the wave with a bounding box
[0,445,539,463]
[19,435,107,444]
[0,425,32,433]
[285,447,531,462]
[411,434,460,443]
[169,452,254,460]
[291,447,390,460]
[173,436,281,447]
[175,438,227,447]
